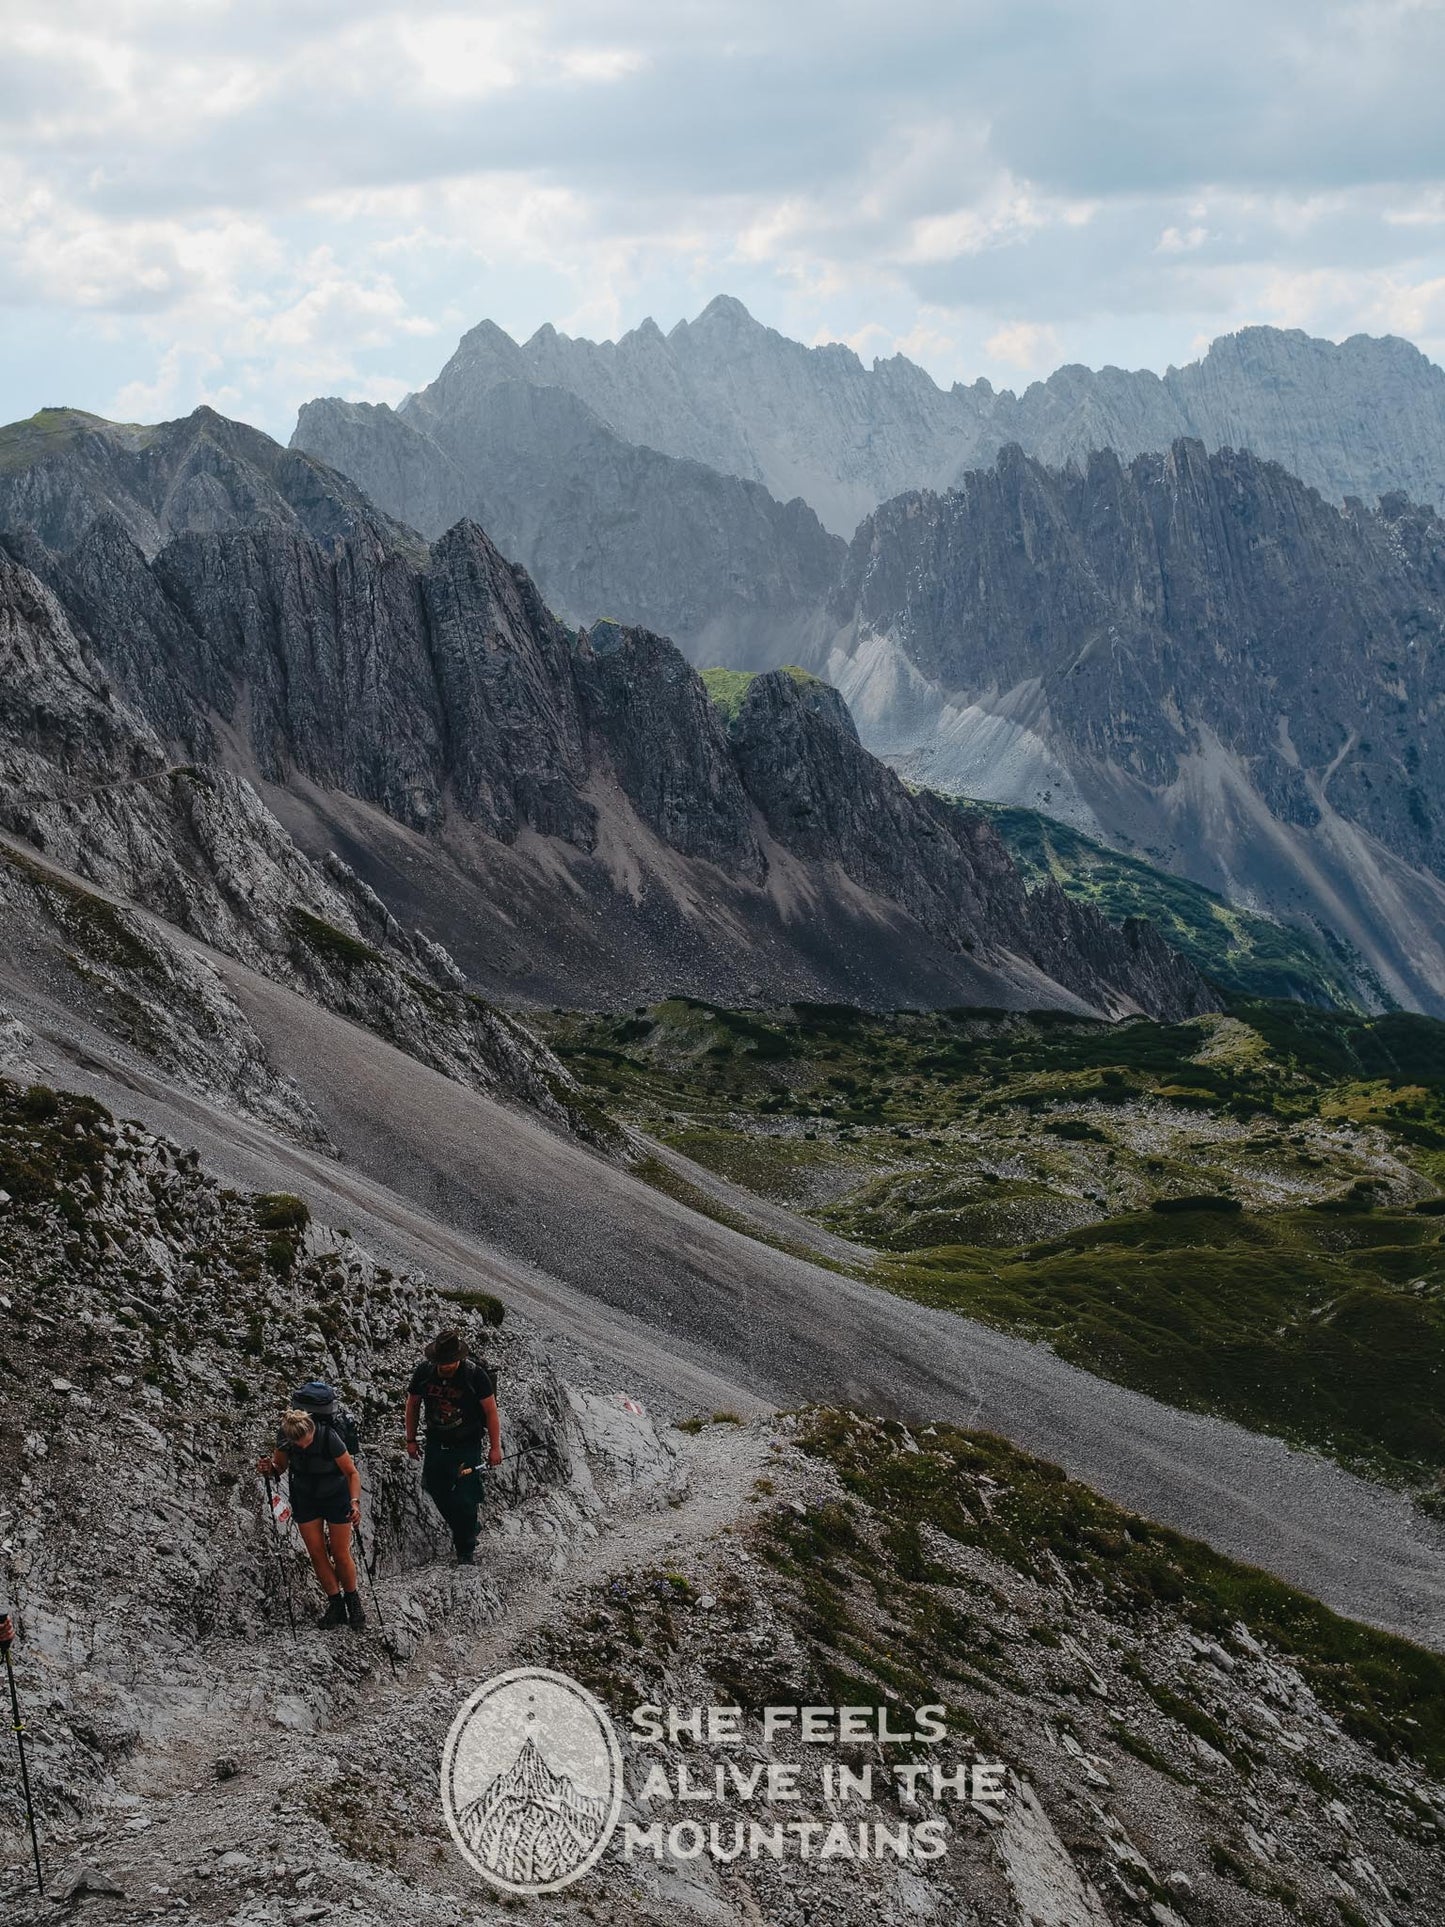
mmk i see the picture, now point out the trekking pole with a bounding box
[352,1524,401,1679]
[0,1613,43,1898]
[261,1474,298,1641]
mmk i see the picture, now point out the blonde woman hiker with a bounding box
[257,1408,366,1628]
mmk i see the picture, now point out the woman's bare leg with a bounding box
[326,1522,358,1593]
[296,1518,341,1594]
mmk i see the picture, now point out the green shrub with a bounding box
[254,1194,311,1234]
[440,1287,506,1326]
[1150,1194,1242,1214]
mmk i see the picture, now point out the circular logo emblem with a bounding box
[440,1667,623,1894]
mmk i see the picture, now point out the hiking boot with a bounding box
[320,1592,347,1629]
[343,1590,366,1630]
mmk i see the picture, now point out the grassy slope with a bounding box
[789,1411,1445,1779]
[537,999,1445,1488]
[962,799,1366,1008]
[0,406,148,475]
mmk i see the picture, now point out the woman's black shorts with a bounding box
[290,1486,352,1527]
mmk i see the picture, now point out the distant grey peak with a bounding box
[687,292,757,331]
[326,299,1445,540]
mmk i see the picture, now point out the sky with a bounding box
[3,0,1445,441]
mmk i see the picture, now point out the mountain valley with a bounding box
[3,349,1445,1926]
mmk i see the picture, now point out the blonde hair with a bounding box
[279,1409,316,1443]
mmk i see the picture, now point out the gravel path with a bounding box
[7,950,1444,1650]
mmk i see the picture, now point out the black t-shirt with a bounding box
[277,1420,349,1497]
[407,1358,495,1445]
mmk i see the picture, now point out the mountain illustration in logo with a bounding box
[457,1734,610,1887]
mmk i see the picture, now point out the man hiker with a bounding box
[257,1409,366,1628]
[404,1329,501,1563]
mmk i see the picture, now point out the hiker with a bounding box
[404,1329,502,1564]
[257,1410,366,1628]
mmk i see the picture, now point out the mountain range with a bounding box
[297,296,1445,543]
[4,349,1445,1927]
[293,304,1445,1014]
[0,404,1207,1050]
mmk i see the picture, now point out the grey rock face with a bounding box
[303,298,1445,545]
[0,407,1212,1021]
[0,541,603,1139]
[822,440,1445,1011]
[729,669,1212,1022]
[294,380,843,668]
[576,621,765,879]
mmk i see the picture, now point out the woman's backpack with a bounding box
[292,1381,362,1458]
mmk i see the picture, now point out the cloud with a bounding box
[984,321,1062,372]
[0,0,1443,434]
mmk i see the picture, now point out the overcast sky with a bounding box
[4,0,1444,439]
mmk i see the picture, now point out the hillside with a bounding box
[0,1073,1441,1926]
[540,998,1445,1492]
[967,800,1367,1008]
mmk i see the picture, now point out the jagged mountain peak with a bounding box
[453,316,529,362]
[313,298,1445,544]
[684,291,758,332]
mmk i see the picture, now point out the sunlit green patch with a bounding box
[535,1000,1445,1483]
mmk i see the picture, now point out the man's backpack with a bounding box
[292,1381,362,1458]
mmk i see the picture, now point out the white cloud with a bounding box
[983,320,1062,372]
[0,0,1442,434]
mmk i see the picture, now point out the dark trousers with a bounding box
[423,1437,485,1552]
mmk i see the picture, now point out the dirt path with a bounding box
[15,1422,771,1924]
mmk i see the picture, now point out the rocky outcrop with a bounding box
[822,440,1445,1011]
[305,297,1445,544]
[0,1074,658,1843]
[0,542,610,1140]
[576,622,766,879]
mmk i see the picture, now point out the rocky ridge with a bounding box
[298,297,1445,542]
[820,441,1445,1013]
[0,408,1214,1022]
